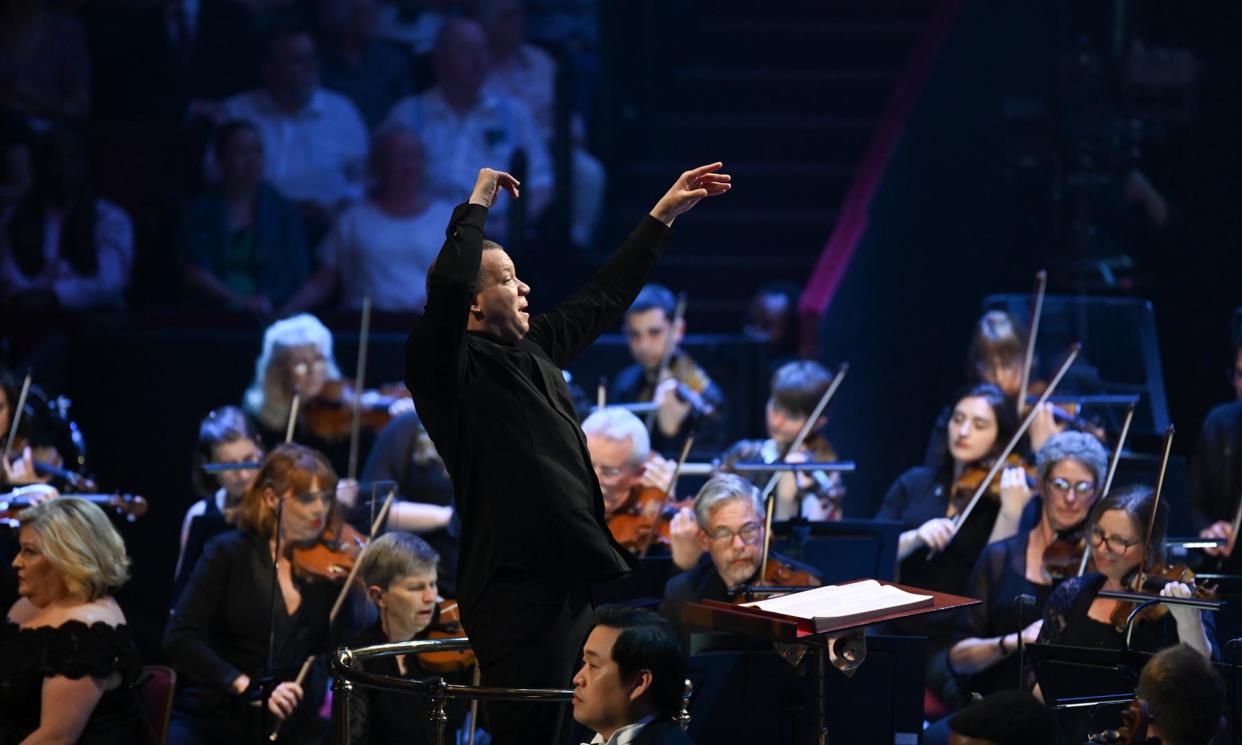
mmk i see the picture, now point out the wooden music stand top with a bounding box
[681,579,980,644]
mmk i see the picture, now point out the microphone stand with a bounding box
[1015,594,1037,690]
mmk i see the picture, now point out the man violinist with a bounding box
[582,405,701,570]
[608,283,727,455]
[659,474,820,637]
[405,163,730,744]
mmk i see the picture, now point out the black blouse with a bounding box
[0,619,142,745]
[952,532,1053,696]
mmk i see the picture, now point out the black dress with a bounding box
[951,532,1053,697]
[163,530,359,745]
[173,492,231,601]
[0,619,142,745]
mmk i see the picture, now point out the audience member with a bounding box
[0,0,91,124]
[316,0,414,129]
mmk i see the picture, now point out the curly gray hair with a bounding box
[1035,431,1109,487]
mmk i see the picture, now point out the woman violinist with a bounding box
[173,406,264,598]
[348,532,473,745]
[1036,484,1215,659]
[876,383,1026,707]
[717,360,844,521]
[934,431,1109,734]
[164,443,363,745]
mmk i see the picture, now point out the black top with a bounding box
[952,532,1054,696]
[632,719,696,745]
[1037,572,1218,658]
[358,411,459,596]
[659,552,821,637]
[876,466,1000,641]
[173,492,231,601]
[406,203,664,608]
[346,620,468,745]
[0,619,142,745]
[163,530,355,724]
[1190,401,1242,563]
[609,353,727,456]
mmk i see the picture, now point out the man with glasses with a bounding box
[659,474,820,637]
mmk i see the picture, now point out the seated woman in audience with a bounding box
[165,443,361,745]
[1,497,140,745]
[180,119,310,318]
[348,531,470,744]
[173,405,264,597]
[876,383,1024,708]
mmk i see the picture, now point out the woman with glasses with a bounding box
[165,443,361,745]
[1035,484,1215,659]
[944,432,1109,704]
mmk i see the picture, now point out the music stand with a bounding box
[1027,642,1149,743]
[683,580,978,742]
[771,518,901,584]
[590,556,675,607]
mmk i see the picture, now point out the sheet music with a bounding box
[743,580,934,632]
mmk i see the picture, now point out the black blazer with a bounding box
[632,719,695,745]
[406,202,668,607]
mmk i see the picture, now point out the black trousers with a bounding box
[460,569,595,745]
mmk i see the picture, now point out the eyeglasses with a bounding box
[1046,477,1096,495]
[1088,526,1142,554]
[707,522,763,545]
[289,489,335,506]
[593,463,627,478]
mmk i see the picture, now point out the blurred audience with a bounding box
[316,0,414,129]
[0,0,91,125]
[180,119,310,317]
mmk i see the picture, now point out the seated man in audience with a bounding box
[946,690,1056,745]
[572,607,694,745]
[609,284,727,455]
[583,405,701,570]
[716,359,844,521]
[1137,644,1226,745]
[283,126,454,314]
[475,0,605,246]
[382,18,552,239]
[181,119,310,317]
[316,0,414,129]
[660,474,820,635]
[222,22,369,237]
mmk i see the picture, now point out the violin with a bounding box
[731,555,822,604]
[608,484,694,553]
[950,454,1035,513]
[302,379,411,441]
[417,600,476,674]
[0,490,148,523]
[1108,562,1218,631]
[291,512,367,581]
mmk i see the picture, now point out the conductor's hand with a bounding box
[917,517,957,552]
[650,162,731,227]
[469,168,521,209]
[267,681,304,720]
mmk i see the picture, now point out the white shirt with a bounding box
[222,88,369,207]
[317,198,454,312]
[0,199,134,309]
[587,715,657,745]
[487,45,557,141]
[382,88,552,206]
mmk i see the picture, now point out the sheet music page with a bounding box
[742,580,933,623]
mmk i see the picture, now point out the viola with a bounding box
[417,600,477,674]
[302,379,412,440]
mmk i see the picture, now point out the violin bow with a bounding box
[1017,270,1048,418]
[1137,425,1175,584]
[1,372,33,467]
[931,344,1081,558]
[347,297,372,482]
[645,293,688,433]
[637,434,695,558]
[758,362,849,581]
[284,393,301,445]
[272,483,395,741]
[1078,403,1136,576]
[596,378,607,410]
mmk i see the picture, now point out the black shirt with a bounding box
[609,352,727,456]
[406,203,665,608]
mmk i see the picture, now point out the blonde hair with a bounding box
[243,314,342,431]
[18,497,130,601]
[237,443,338,539]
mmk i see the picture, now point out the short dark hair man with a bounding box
[1137,644,1225,745]
[405,163,729,744]
[572,607,693,744]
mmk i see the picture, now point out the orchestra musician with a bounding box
[1191,322,1242,565]
[660,473,821,637]
[716,360,844,521]
[404,163,729,744]
[174,405,264,597]
[348,531,470,745]
[1135,644,1227,745]
[608,283,727,454]
[164,442,362,745]
[582,406,701,570]
[572,607,694,745]
[2,497,141,745]
[877,383,1024,707]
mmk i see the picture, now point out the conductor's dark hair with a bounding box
[948,690,1057,745]
[627,284,677,322]
[594,607,687,720]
